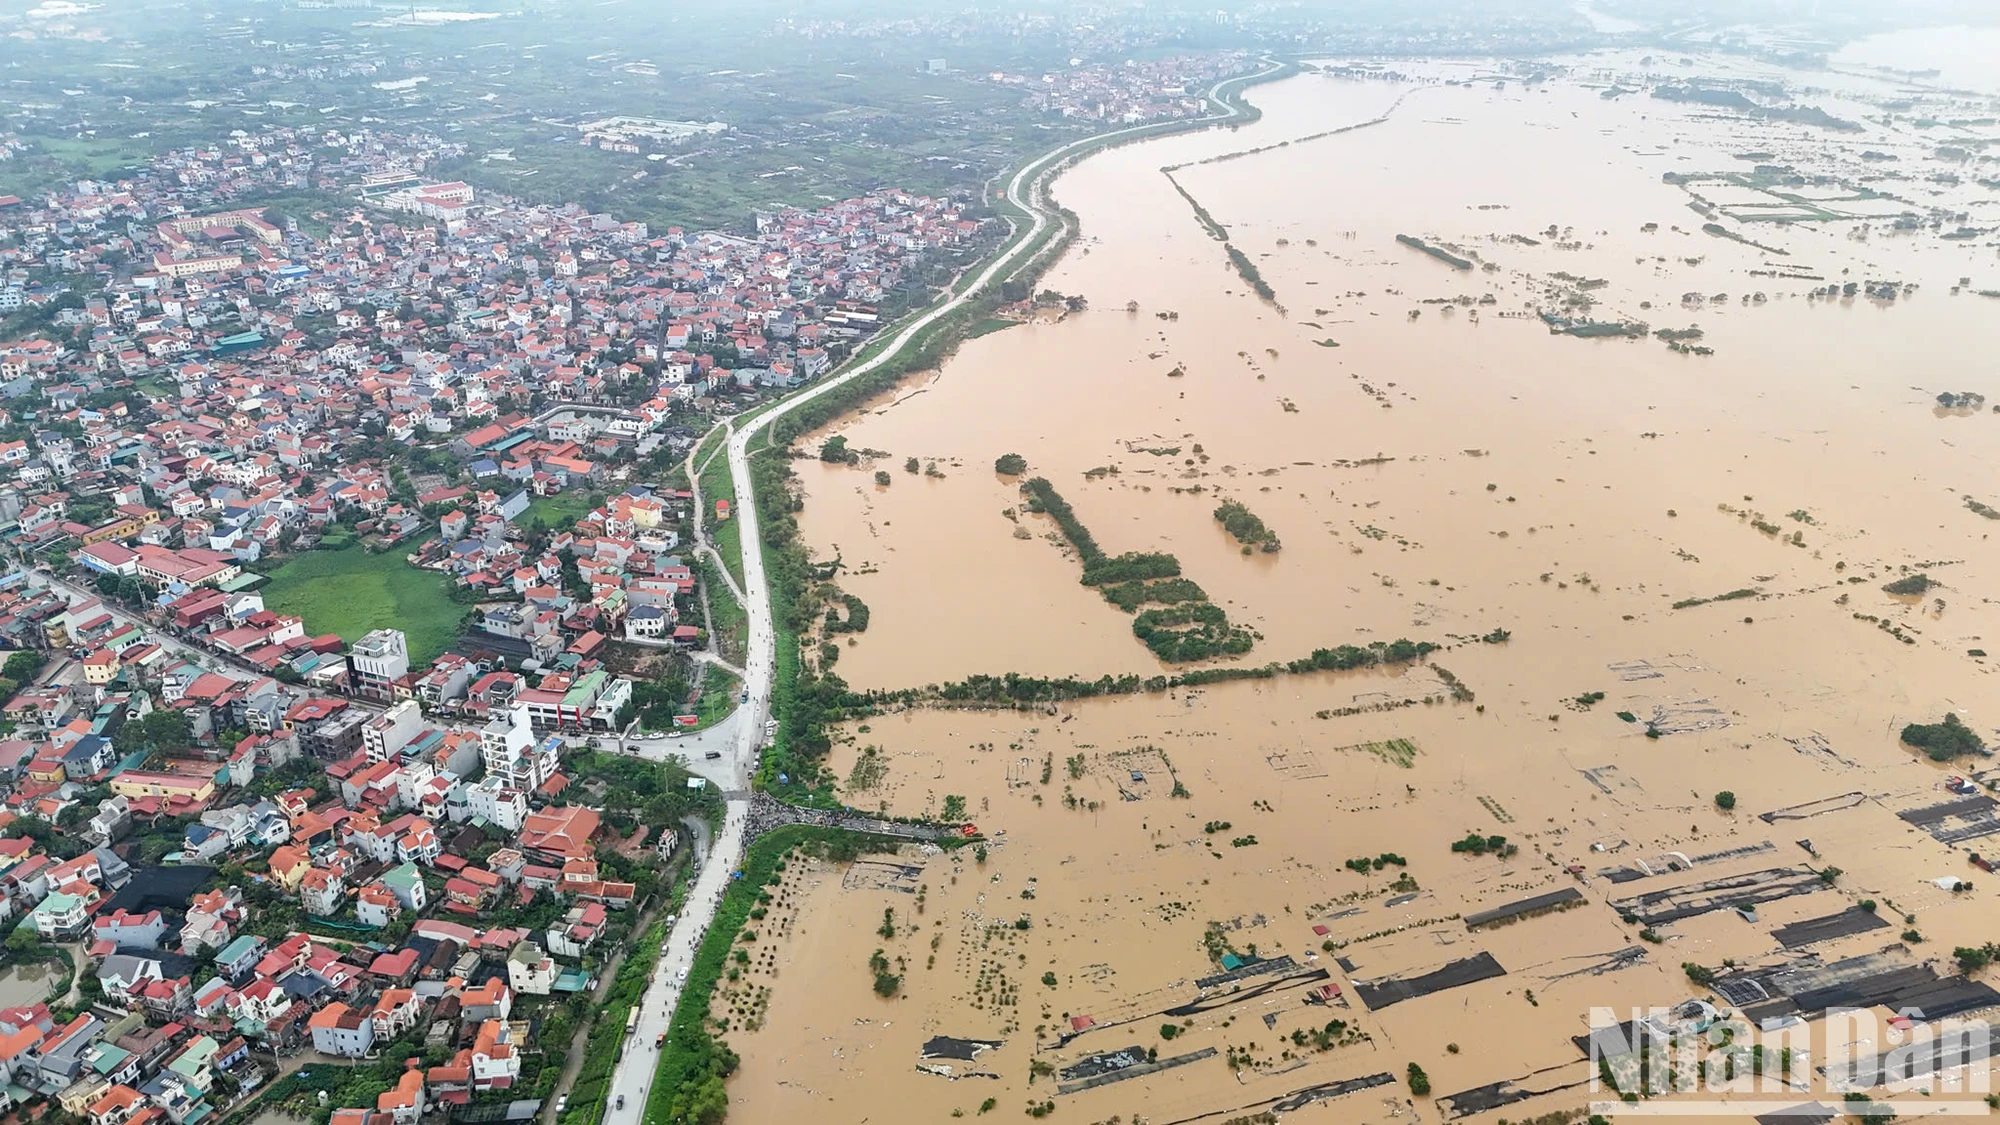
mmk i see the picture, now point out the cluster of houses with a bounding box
[0,124,968,775]
[0,121,981,452]
[412,481,697,650]
[0,680,676,1124]
[987,53,1255,124]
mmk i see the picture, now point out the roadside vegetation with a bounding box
[559,921,670,1125]
[725,60,1296,798]
[650,827,904,1125]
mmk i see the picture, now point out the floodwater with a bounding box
[0,961,56,1009]
[1832,25,2000,95]
[749,46,2000,1125]
[799,53,2000,694]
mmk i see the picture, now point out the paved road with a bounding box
[607,711,751,783]
[595,62,1280,1125]
[28,570,262,680]
[23,569,399,714]
[599,799,747,1123]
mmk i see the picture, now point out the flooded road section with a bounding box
[741,49,2000,1125]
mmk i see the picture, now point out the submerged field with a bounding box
[738,41,2000,1125]
[261,546,463,665]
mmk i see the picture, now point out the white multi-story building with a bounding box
[348,628,409,701]
[464,776,528,833]
[362,699,424,763]
[480,704,559,792]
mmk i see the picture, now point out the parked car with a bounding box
[615,1096,624,1110]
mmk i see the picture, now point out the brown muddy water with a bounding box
[0,961,57,1009]
[739,48,2000,1125]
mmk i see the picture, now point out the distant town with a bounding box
[0,42,1253,1125]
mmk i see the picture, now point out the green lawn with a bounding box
[698,454,743,590]
[524,490,599,530]
[693,664,741,730]
[261,545,464,666]
[697,556,747,666]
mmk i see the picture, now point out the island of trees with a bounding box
[1213,500,1281,553]
[1901,713,1986,761]
[1224,244,1277,303]
[1021,477,1256,661]
[1396,233,1473,270]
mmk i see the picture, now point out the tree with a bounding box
[2,650,44,682]
[994,453,1028,476]
[1901,713,1984,761]
[1714,791,1736,810]
[133,709,192,752]
[1407,1062,1431,1096]
[941,794,966,822]
[818,436,856,465]
[873,471,891,486]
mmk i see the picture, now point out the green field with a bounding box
[693,664,741,730]
[698,452,743,590]
[697,555,747,666]
[524,490,599,530]
[261,546,464,666]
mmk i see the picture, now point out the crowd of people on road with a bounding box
[744,791,947,842]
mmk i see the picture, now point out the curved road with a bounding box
[600,58,1283,1125]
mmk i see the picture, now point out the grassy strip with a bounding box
[699,451,744,591]
[746,450,840,804]
[847,638,1444,708]
[694,665,743,731]
[691,425,729,478]
[648,826,905,1125]
[1163,171,1230,240]
[1019,476,1180,584]
[560,920,670,1125]
[698,555,748,664]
